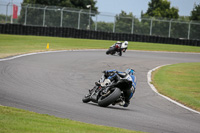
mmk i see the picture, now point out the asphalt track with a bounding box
[0,50,200,133]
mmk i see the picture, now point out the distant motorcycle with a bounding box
[106,41,128,56]
[82,70,135,107]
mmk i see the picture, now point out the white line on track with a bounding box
[147,65,200,114]
[0,50,65,62]
[0,50,101,62]
[0,49,108,62]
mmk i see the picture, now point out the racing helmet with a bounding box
[124,41,128,45]
[125,68,135,75]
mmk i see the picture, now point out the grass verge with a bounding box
[1,34,200,58]
[152,63,200,112]
[0,106,144,133]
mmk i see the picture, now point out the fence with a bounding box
[0,1,200,40]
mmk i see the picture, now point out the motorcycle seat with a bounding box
[118,72,127,78]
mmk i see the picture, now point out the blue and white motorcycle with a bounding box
[82,69,136,107]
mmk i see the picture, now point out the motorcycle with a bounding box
[106,41,128,56]
[82,71,133,107]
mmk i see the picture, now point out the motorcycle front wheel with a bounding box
[106,47,116,55]
[98,87,121,107]
[82,94,91,103]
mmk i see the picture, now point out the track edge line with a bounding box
[147,64,200,114]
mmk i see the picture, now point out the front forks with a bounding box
[89,86,102,103]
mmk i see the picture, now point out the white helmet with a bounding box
[117,41,121,43]
[124,41,128,45]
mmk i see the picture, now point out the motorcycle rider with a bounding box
[115,41,122,46]
[113,41,123,56]
[96,68,136,107]
[113,41,128,56]
[121,41,128,52]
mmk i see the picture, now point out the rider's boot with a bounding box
[112,100,125,106]
[118,101,125,106]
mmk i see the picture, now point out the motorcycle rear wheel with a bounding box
[98,88,121,107]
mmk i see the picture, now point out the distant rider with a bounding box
[113,41,128,56]
[96,68,136,107]
[121,41,128,52]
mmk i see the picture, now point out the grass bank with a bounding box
[0,106,144,133]
[152,63,200,112]
[1,34,200,58]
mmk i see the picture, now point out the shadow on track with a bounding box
[86,102,135,111]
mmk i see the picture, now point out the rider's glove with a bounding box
[103,70,109,78]
[95,82,101,86]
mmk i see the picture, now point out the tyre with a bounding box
[106,50,110,55]
[119,52,122,56]
[111,51,116,55]
[82,95,91,103]
[98,88,121,107]
[106,47,116,55]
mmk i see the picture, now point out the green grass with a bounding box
[152,63,200,111]
[0,34,200,58]
[0,106,144,133]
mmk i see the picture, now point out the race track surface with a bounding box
[0,50,200,133]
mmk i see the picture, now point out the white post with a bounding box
[90,7,91,29]
[43,6,47,26]
[168,19,172,37]
[10,0,13,24]
[188,21,192,39]
[60,7,65,27]
[24,4,29,25]
[87,5,91,30]
[150,18,153,35]
[131,18,134,34]
[95,14,98,31]
[78,9,82,29]
[113,16,116,33]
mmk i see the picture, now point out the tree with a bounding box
[141,0,179,37]
[94,21,113,32]
[18,0,98,29]
[190,3,200,21]
[189,3,200,40]
[115,11,134,33]
[0,14,7,23]
[22,0,97,11]
[143,0,179,19]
